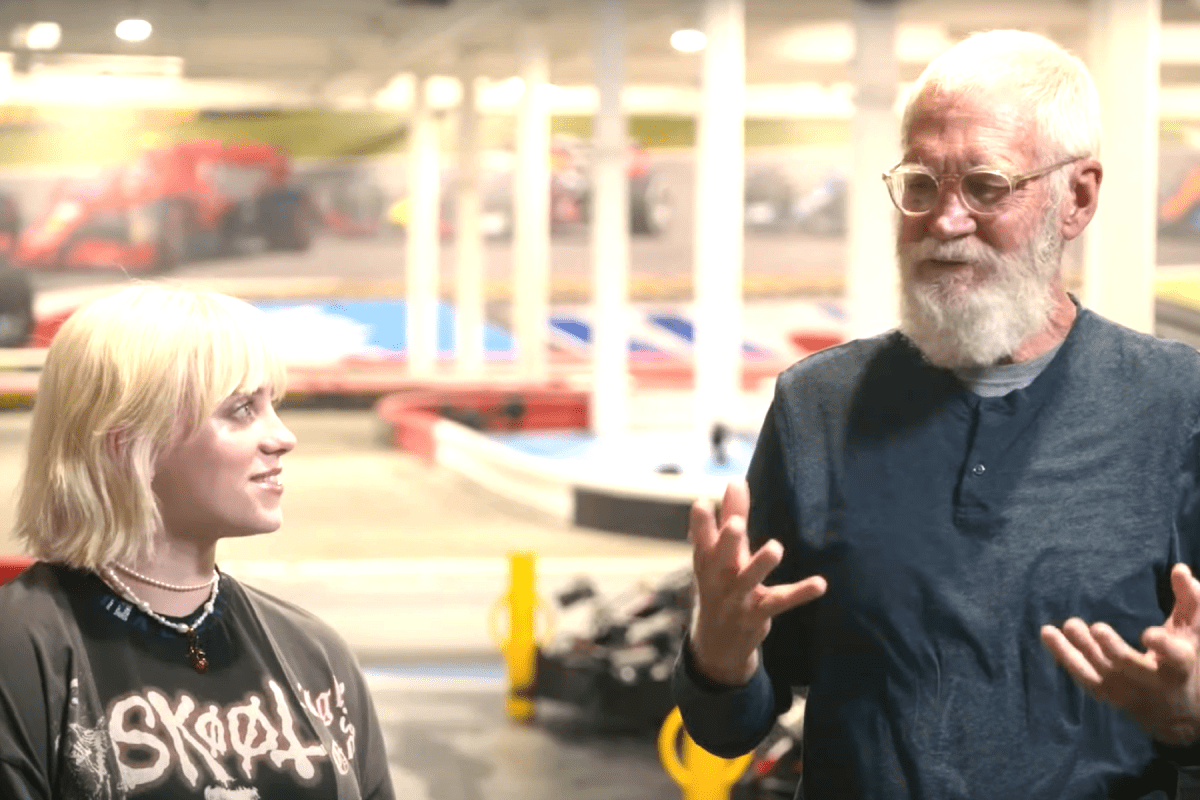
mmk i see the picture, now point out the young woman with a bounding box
[0,284,395,799]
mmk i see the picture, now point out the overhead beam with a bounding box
[383,0,519,72]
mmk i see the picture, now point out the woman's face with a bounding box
[152,387,296,543]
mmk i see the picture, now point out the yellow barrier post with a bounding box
[490,551,538,722]
[658,707,754,800]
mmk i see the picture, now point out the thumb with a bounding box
[1170,563,1200,627]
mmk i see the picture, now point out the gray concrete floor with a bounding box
[371,670,679,800]
[0,407,694,799]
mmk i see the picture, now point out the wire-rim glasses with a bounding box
[881,157,1079,216]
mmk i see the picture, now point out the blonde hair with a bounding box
[14,284,288,570]
[902,30,1102,165]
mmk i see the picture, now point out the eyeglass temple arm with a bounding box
[1012,156,1081,183]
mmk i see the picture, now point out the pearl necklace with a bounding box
[102,566,220,674]
[111,561,219,593]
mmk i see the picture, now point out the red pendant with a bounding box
[186,630,208,674]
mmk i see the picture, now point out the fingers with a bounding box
[690,484,750,559]
[1091,622,1158,682]
[688,499,718,553]
[1061,618,1114,675]
[1046,609,1200,741]
[719,480,750,528]
[712,515,749,580]
[1045,618,1182,695]
[759,575,828,617]
[1170,563,1200,628]
[1041,623,1104,687]
[737,539,783,593]
[690,481,826,625]
[1143,625,1198,679]
[733,537,827,616]
[693,487,751,581]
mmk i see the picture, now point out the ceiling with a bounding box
[1,0,1199,106]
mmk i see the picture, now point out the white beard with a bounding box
[897,208,1064,369]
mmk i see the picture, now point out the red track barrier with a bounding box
[376,384,590,462]
[0,556,34,586]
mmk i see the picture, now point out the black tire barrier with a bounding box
[0,269,33,348]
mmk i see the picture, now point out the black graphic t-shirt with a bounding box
[64,568,343,799]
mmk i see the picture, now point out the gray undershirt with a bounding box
[952,341,1064,397]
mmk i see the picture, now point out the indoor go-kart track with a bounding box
[5,201,1200,797]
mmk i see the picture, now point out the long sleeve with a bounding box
[351,667,396,800]
[671,635,777,758]
[0,586,53,800]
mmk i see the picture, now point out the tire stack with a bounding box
[0,267,32,348]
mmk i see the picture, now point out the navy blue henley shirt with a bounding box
[674,303,1200,799]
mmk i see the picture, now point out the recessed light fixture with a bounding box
[115,18,152,42]
[24,22,62,50]
[670,29,706,53]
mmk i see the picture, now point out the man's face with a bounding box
[896,87,1066,368]
[152,387,296,543]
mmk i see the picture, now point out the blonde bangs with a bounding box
[171,293,289,434]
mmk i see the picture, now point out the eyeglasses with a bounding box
[881,157,1079,216]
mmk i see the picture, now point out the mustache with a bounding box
[899,237,996,264]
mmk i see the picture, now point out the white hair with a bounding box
[902,30,1102,164]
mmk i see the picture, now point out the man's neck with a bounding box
[1005,284,1076,365]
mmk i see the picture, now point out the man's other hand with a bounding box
[1041,563,1200,746]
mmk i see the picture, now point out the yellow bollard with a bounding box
[658,707,754,800]
[489,551,539,722]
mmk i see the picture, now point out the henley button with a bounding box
[971,463,986,476]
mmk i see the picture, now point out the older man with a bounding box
[673,29,1200,799]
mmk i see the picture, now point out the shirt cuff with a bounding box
[678,634,755,693]
[670,635,777,758]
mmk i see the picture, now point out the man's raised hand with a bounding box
[687,480,827,687]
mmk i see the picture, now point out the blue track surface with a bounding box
[253,298,515,355]
[251,300,775,362]
[646,312,774,358]
[548,314,664,354]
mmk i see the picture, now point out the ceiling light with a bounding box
[23,22,62,50]
[670,29,706,53]
[115,19,152,42]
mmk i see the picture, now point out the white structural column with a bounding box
[590,0,630,437]
[845,0,900,340]
[406,73,441,377]
[455,57,486,376]
[513,23,552,382]
[1084,0,1160,334]
[0,54,12,102]
[692,0,745,445]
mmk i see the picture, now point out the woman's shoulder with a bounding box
[0,563,82,681]
[229,578,355,657]
[0,561,75,624]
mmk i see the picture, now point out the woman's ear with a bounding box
[105,428,125,459]
[1060,158,1103,241]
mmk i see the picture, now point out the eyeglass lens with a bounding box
[897,170,1011,213]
